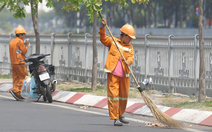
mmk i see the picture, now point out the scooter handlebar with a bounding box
[19,54,50,62]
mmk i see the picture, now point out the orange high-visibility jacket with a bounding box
[9,37,27,64]
[99,27,134,77]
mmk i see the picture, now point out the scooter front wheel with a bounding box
[46,85,52,103]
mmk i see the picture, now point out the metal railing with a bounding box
[1,33,212,97]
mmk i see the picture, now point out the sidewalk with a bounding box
[1,79,212,127]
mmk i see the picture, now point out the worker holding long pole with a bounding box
[99,12,184,129]
[99,18,136,126]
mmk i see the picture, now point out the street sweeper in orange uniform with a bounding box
[9,25,29,101]
[99,19,136,126]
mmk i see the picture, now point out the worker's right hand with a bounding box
[101,18,107,28]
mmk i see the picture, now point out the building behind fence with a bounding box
[1,33,212,97]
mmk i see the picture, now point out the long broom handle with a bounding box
[98,12,140,88]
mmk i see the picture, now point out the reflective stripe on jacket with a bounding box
[99,27,134,77]
[9,37,27,64]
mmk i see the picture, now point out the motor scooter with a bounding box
[17,49,57,103]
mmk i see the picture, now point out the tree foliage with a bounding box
[50,0,204,29]
[58,0,149,23]
[1,0,53,19]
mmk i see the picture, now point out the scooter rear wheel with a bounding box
[43,96,47,102]
[46,85,52,103]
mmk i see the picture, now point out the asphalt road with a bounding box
[0,92,211,132]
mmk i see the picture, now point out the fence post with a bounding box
[67,32,73,81]
[145,34,150,79]
[85,33,90,83]
[195,34,199,96]
[9,33,14,75]
[50,33,55,65]
[168,34,174,93]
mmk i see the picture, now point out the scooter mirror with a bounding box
[16,49,22,54]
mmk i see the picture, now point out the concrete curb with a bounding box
[1,83,212,127]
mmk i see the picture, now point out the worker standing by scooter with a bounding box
[9,25,29,101]
[99,19,136,126]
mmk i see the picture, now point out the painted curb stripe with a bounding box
[52,90,59,97]
[102,104,108,109]
[94,98,108,108]
[53,91,77,102]
[184,111,212,124]
[6,88,12,93]
[133,105,153,116]
[73,95,106,106]
[125,103,145,113]
[199,114,212,126]
[65,93,86,104]
[171,109,212,124]
[165,107,183,117]
[156,105,171,112]
[0,84,13,92]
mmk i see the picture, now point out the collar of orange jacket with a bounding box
[118,37,130,46]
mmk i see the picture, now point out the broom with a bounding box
[98,12,184,129]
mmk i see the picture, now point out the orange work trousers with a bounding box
[107,73,130,119]
[11,64,28,98]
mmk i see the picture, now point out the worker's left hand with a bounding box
[124,60,130,66]
[25,39,29,47]
[101,18,107,29]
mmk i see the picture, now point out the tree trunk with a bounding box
[147,4,150,28]
[153,1,157,28]
[174,5,179,28]
[91,11,97,90]
[144,8,147,28]
[162,6,166,26]
[31,1,40,54]
[0,4,6,12]
[198,0,206,103]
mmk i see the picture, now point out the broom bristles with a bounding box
[141,91,185,129]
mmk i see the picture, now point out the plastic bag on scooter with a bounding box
[21,76,38,98]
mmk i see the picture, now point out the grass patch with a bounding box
[167,100,212,111]
[69,86,107,96]
[145,91,155,95]
[128,89,141,98]
[91,86,107,96]
[69,87,94,92]
[68,86,142,98]
[0,75,12,79]
[159,95,192,106]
